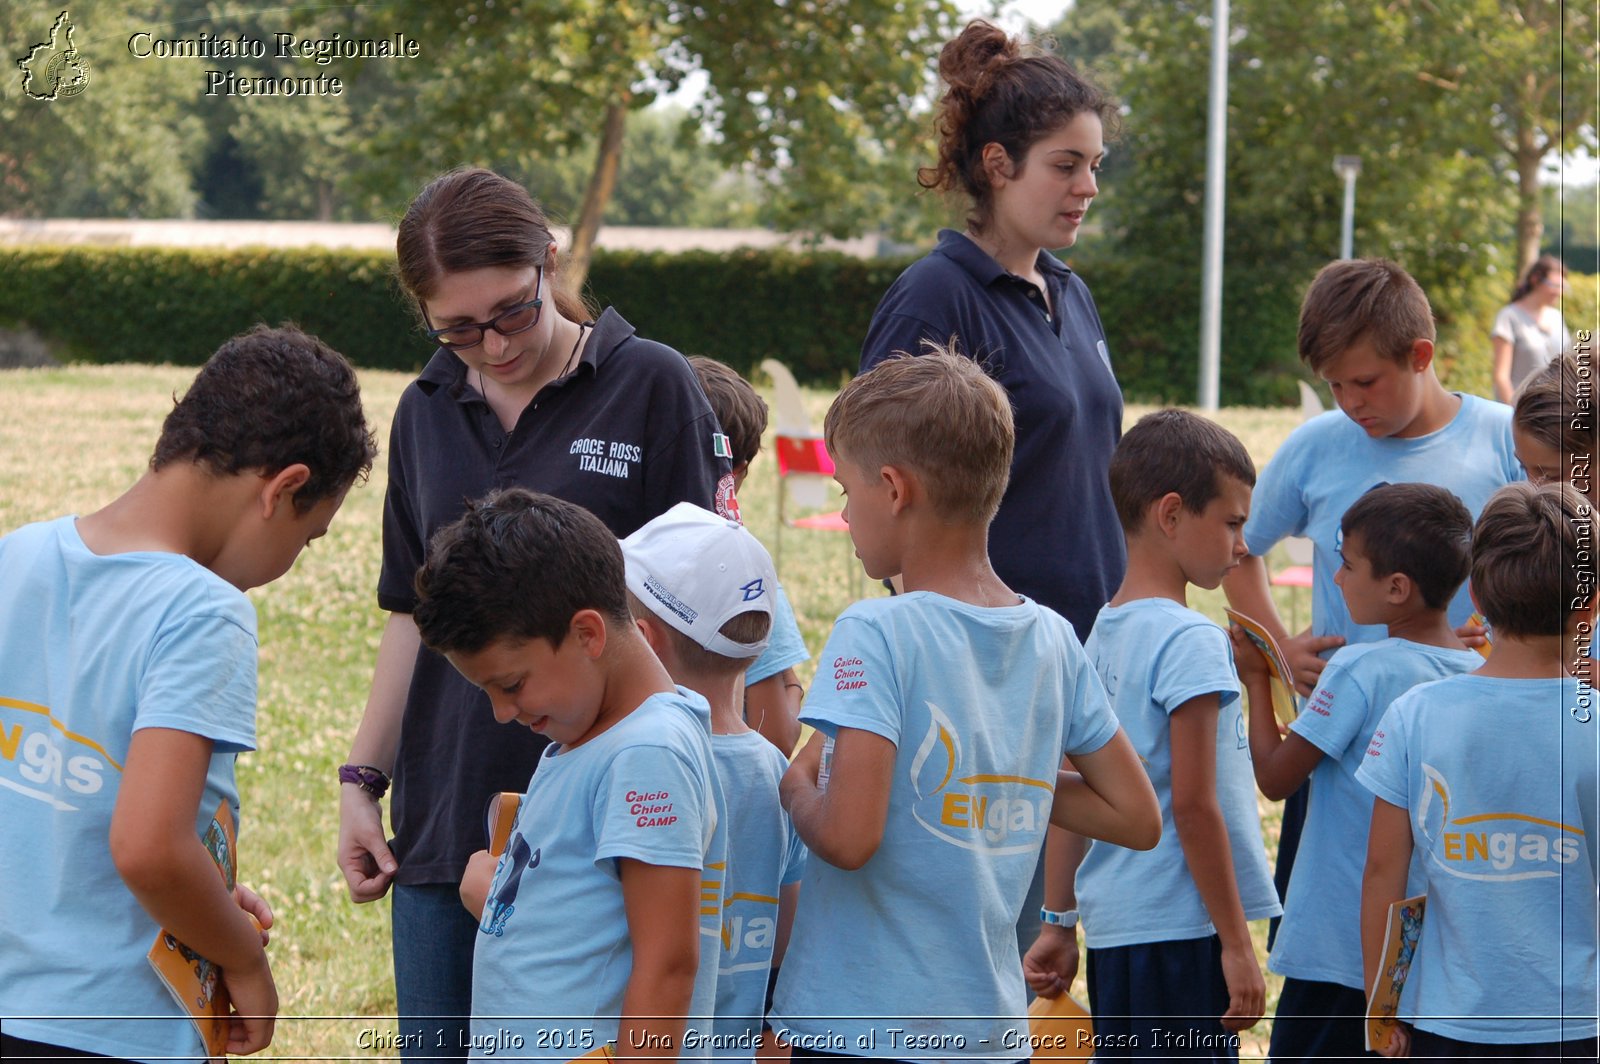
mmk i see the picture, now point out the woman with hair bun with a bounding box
[335,167,733,1059]
[861,19,1124,643]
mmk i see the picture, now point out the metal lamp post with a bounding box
[1333,155,1361,260]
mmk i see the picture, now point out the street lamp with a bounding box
[1333,154,1361,260]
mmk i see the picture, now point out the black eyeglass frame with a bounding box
[423,267,545,350]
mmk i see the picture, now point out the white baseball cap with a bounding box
[621,502,777,658]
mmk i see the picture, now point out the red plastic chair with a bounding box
[772,433,848,571]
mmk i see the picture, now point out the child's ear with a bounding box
[881,464,914,516]
[569,609,609,660]
[258,464,311,519]
[1154,492,1184,538]
[1385,571,1413,606]
[633,612,669,659]
[1408,338,1435,374]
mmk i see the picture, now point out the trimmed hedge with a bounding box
[0,244,914,387]
[4,244,1587,401]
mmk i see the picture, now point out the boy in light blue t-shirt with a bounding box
[1359,482,1598,1057]
[1032,410,1279,1060]
[689,355,812,755]
[621,502,806,1063]
[771,352,1160,1062]
[422,490,725,1062]
[0,327,376,1063]
[1235,483,1481,1060]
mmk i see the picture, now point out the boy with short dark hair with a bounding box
[1033,409,1280,1058]
[688,355,811,754]
[770,352,1160,1059]
[1359,481,1598,1058]
[621,502,805,1062]
[1235,482,1481,1059]
[420,489,723,1061]
[0,325,377,1062]
[1221,257,1524,943]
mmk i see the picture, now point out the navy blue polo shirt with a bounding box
[378,306,731,884]
[860,229,1126,639]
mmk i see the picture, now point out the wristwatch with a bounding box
[1040,907,1079,928]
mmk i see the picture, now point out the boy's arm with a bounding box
[1169,695,1265,1033]
[1360,797,1415,1058]
[1221,556,1344,695]
[781,727,895,870]
[1050,728,1161,850]
[1230,628,1326,799]
[772,881,801,968]
[745,668,802,755]
[338,611,417,902]
[110,727,277,1056]
[1023,822,1087,998]
[616,858,703,1063]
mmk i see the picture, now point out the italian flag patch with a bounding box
[712,432,732,459]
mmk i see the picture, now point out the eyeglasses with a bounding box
[425,268,543,350]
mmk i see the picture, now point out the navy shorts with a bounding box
[1410,1028,1598,1060]
[1086,934,1241,1060]
[1266,976,1371,1060]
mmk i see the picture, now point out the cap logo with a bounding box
[740,578,766,602]
[713,432,732,459]
[643,575,699,626]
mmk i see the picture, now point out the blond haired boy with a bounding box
[769,352,1159,1060]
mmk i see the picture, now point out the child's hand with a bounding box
[234,883,273,947]
[1454,618,1489,649]
[1022,925,1079,999]
[779,733,825,811]
[1218,942,1265,1032]
[1283,627,1345,696]
[221,952,278,1056]
[1227,625,1272,685]
[459,849,497,917]
[1374,1021,1412,1058]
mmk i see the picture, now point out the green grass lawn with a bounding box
[1,364,1313,1060]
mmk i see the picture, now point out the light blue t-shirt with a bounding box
[1076,599,1280,948]
[0,517,258,1063]
[1270,638,1482,989]
[1356,674,1599,1043]
[708,731,807,1062]
[770,592,1120,1061]
[470,688,725,1056]
[1244,397,1521,646]
[746,582,808,686]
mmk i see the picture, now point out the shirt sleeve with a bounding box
[135,610,258,754]
[1151,621,1241,715]
[642,366,733,526]
[860,308,947,374]
[798,614,902,746]
[1062,634,1120,758]
[1243,424,1311,557]
[593,743,712,870]
[1490,305,1516,344]
[1289,655,1372,759]
[377,402,425,613]
[1355,700,1412,809]
[745,583,809,686]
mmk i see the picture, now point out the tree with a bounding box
[1405,0,1596,275]
[370,0,958,289]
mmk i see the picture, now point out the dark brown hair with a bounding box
[1510,254,1565,303]
[1297,258,1435,373]
[1340,483,1472,610]
[1109,408,1256,533]
[688,356,768,470]
[824,346,1014,523]
[152,324,377,513]
[921,20,1117,232]
[1470,481,1593,638]
[414,488,632,655]
[396,167,595,325]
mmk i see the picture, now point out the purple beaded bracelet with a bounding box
[338,763,391,799]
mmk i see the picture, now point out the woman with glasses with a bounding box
[336,167,731,1059]
[1492,254,1570,403]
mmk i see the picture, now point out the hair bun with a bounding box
[938,20,1018,102]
